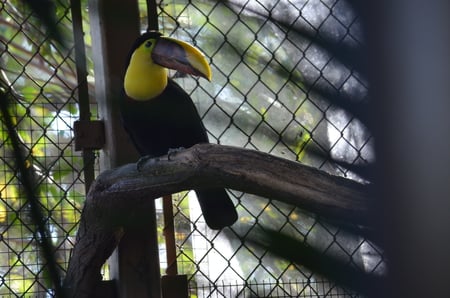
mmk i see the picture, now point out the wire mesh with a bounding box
[0,0,384,296]
[0,0,95,296]
[192,279,361,298]
[153,0,382,297]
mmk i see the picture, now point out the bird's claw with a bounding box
[136,155,154,171]
[167,147,186,160]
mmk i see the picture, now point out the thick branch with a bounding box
[64,144,372,297]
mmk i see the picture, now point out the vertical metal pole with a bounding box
[145,0,179,279]
[146,0,159,31]
[70,0,96,192]
[145,2,188,296]
[88,0,161,297]
[163,195,178,276]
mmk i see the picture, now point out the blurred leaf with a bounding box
[68,102,79,115]
[0,202,6,223]
[21,0,64,44]
[21,86,39,102]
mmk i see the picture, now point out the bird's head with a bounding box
[124,31,212,101]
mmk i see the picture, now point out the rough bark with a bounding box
[63,144,372,297]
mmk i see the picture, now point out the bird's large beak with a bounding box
[152,37,212,81]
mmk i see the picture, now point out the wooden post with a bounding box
[161,195,189,297]
[88,0,161,297]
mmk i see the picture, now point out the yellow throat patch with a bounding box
[124,39,168,101]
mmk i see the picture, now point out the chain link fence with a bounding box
[0,0,93,295]
[155,0,382,296]
[0,0,384,296]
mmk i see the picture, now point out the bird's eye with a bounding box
[145,41,152,48]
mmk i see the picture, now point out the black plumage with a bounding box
[120,35,237,229]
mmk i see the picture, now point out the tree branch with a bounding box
[64,143,372,297]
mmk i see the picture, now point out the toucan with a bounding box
[121,31,238,230]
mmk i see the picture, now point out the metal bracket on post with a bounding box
[74,120,105,151]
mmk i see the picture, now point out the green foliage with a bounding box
[2,0,374,296]
[159,1,317,165]
[1,0,92,295]
[150,3,378,297]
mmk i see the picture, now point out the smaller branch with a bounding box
[64,144,372,297]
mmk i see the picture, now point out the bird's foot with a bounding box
[167,147,185,160]
[136,155,155,171]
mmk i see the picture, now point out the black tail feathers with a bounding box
[195,188,238,230]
